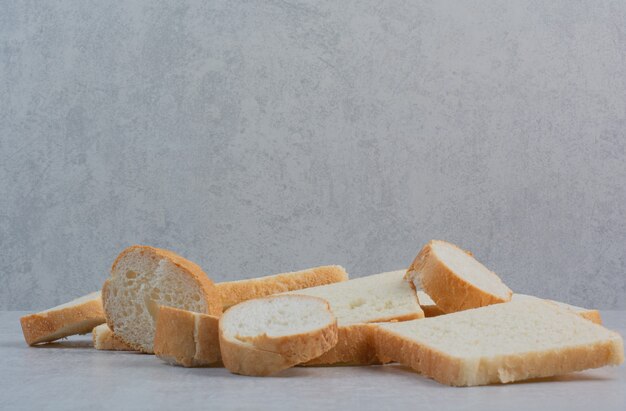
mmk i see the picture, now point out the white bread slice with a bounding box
[92,323,134,351]
[512,294,602,324]
[376,298,624,386]
[419,290,603,323]
[219,295,338,376]
[102,245,222,353]
[154,305,221,367]
[216,265,348,309]
[20,291,105,345]
[286,270,424,365]
[406,240,512,313]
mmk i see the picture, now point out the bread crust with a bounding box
[20,292,105,346]
[92,324,134,351]
[375,323,624,386]
[406,240,512,313]
[103,245,222,353]
[578,310,602,325]
[303,323,379,365]
[216,265,348,309]
[154,306,220,367]
[219,335,295,376]
[219,295,339,376]
[302,308,425,366]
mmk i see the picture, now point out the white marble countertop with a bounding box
[1,311,624,411]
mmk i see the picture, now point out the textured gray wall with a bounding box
[1,1,625,310]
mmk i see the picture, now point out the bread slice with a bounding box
[216,265,348,309]
[154,305,221,367]
[219,295,338,376]
[287,270,424,365]
[512,294,602,324]
[102,245,222,353]
[20,291,105,345]
[418,290,602,323]
[92,323,134,351]
[376,298,624,386]
[406,240,512,313]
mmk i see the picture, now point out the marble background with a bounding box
[1,1,625,310]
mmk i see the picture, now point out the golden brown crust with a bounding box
[406,241,512,313]
[219,334,295,376]
[578,310,602,325]
[375,324,624,386]
[194,313,222,364]
[154,306,220,367]
[216,265,348,309]
[420,305,446,318]
[20,293,105,346]
[92,324,134,351]
[243,322,339,364]
[303,323,379,365]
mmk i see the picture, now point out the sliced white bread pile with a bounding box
[406,240,512,313]
[154,305,221,367]
[216,265,348,309]
[512,294,602,324]
[20,291,105,345]
[286,270,424,365]
[92,323,134,351]
[102,245,222,353]
[375,298,624,386]
[219,295,338,376]
[151,265,348,365]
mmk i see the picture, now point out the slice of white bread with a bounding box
[102,245,222,353]
[512,294,602,324]
[406,240,512,313]
[20,291,105,345]
[419,290,603,323]
[376,298,624,386]
[216,265,348,309]
[286,270,424,365]
[92,323,134,351]
[219,295,338,376]
[154,305,221,367]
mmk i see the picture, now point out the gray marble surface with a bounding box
[1,311,625,411]
[2,1,626,310]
